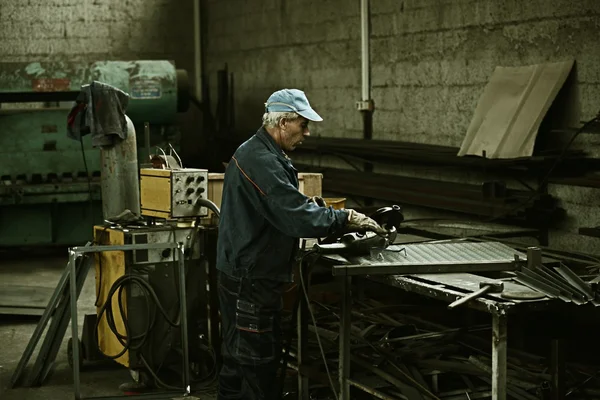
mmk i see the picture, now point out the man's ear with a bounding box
[278,118,287,129]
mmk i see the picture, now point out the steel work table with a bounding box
[296,240,557,400]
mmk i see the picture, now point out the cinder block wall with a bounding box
[0,0,200,164]
[205,0,600,138]
[205,0,600,254]
[0,0,194,73]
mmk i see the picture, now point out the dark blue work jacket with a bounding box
[216,127,349,282]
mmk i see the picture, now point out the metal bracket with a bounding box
[355,99,375,112]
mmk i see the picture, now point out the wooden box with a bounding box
[140,168,209,219]
[204,172,323,224]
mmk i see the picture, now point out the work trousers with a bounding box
[217,271,286,400]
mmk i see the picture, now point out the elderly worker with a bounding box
[216,88,385,399]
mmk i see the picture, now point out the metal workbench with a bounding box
[296,240,559,400]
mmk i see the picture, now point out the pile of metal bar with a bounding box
[294,165,563,222]
[297,137,587,172]
[288,297,600,400]
[514,264,600,305]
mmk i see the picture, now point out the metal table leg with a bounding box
[205,229,221,365]
[176,245,191,394]
[297,261,309,400]
[492,313,507,400]
[339,276,352,399]
[551,339,565,400]
[68,251,81,400]
[10,264,70,388]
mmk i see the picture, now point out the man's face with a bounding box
[281,117,310,152]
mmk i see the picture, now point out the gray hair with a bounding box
[262,111,299,128]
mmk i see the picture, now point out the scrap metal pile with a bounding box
[514,263,600,305]
[286,297,600,400]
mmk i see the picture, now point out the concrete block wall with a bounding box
[205,0,600,254]
[204,0,362,136]
[0,0,194,83]
[0,0,200,165]
[205,0,600,140]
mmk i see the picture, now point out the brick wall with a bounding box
[205,0,600,254]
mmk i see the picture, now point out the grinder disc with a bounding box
[501,290,546,300]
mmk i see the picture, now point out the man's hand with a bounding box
[307,196,327,208]
[346,209,387,234]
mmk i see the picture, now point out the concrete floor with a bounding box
[0,251,216,400]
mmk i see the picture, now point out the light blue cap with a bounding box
[265,89,323,122]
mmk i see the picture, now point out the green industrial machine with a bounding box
[0,61,189,247]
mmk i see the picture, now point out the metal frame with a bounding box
[10,242,93,389]
[332,275,510,400]
[67,242,191,400]
[29,253,94,386]
[297,249,551,400]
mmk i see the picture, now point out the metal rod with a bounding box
[71,242,176,253]
[10,264,70,388]
[297,257,310,400]
[360,0,370,101]
[347,378,398,400]
[193,0,202,102]
[205,229,221,365]
[551,339,565,400]
[519,268,571,302]
[339,276,352,399]
[144,122,151,163]
[176,244,191,394]
[81,392,184,400]
[381,325,491,344]
[492,313,507,400]
[69,251,81,400]
[36,255,93,386]
[333,260,517,276]
[514,271,560,298]
[555,264,594,300]
[351,356,415,399]
[535,266,578,300]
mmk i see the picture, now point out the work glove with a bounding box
[346,209,387,234]
[307,196,327,208]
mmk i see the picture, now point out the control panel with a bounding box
[170,169,209,218]
[140,168,209,219]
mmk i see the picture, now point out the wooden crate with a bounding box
[204,172,323,224]
[324,197,346,210]
[139,168,172,219]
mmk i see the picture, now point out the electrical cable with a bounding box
[296,252,441,399]
[93,222,219,393]
[276,286,301,398]
[297,247,339,400]
[291,227,429,399]
[94,274,179,360]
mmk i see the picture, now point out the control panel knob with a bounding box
[186,176,195,184]
[186,188,195,195]
[196,176,205,183]
[196,187,205,194]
